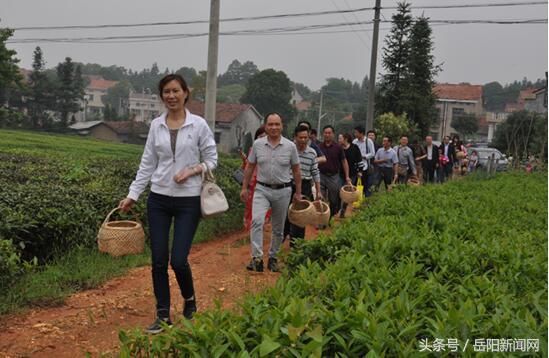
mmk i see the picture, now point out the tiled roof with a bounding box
[186,100,258,123]
[86,76,119,91]
[434,83,483,101]
[69,120,103,130]
[103,121,149,135]
[518,88,537,102]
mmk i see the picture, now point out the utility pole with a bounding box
[204,0,220,132]
[366,0,381,131]
[317,89,324,135]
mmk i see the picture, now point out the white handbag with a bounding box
[200,163,229,218]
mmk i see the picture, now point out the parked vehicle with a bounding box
[467,147,509,171]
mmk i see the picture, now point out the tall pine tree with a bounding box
[56,57,84,127]
[405,16,440,136]
[0,28,21,106]
[377,2,413,116]
[28,47,55,128]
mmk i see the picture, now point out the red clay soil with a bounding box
[0,222,330,357]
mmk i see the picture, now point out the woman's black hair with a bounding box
[254,125,266,140]
[158,74,190,104]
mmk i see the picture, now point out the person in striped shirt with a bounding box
[284,125,322,247]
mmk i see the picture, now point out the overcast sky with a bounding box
[1,0,547,90]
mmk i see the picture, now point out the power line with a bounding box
[329,0,370,47]
[7,18,546,44]
[9,1,547,31]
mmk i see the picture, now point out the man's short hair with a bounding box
[400,135,408,139]
[367,130,376,136]
[264,112,283,124]
[354,126,365,134]
[384,136,392,143]
[322,125,335,132]
[294,124,310,136]
[297,120,312,129]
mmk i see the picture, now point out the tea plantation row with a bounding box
[120,172,548,357]
[0,130,244,289]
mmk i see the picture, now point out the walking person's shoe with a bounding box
[145,316,172,334]
[183,298,197,320]
[246,257,264,272]
[267,257,279,272]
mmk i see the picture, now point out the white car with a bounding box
[467,147,509,171]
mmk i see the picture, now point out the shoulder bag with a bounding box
[200,163,229,218]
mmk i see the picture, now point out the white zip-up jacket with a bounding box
[127,109,218,201]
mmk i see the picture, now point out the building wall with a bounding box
[89,124,120,142]
[524,92,547,114]
[432,100,482,140]
[216,109,262,153]
[129,93,165,123]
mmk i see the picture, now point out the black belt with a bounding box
[322,172,338,176]
[257,181,292,189]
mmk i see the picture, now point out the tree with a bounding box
[0,27,22,107]
[241,69,295,123]
[175,66,197,84]
[492,110,548,163]
[55,57,84,127]
[377,2,413,116]
[451,113,478,137]
[191,71,207,101]
[27,47,56,128]
[218,59,259,86]
[292,82,313,101]
[217,84,246,103]
[482,82,505,111]
[405,16,440,136]
[103,80,131,118]
[374,112,415,141]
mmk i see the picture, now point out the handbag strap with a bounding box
[201,163,215,183]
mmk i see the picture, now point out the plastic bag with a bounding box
[353,177,364,208]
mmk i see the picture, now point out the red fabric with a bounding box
[242,149,271,231]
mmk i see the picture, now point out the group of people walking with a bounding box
[239,117,478,274]
[117,73,476,334]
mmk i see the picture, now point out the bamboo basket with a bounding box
[456,151,466,159]
[288,200,316,228]
[313,200,330,226]
[407,175,420,186]
[97,208,145,257]
[340,184,360,204]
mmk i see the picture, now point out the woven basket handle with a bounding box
[102,207,141,227]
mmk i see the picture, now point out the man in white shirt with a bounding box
[352,126,376,196]
[422,135,439,183]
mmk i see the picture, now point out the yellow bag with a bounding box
[353,177,364,208]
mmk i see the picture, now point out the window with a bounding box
[452,108,465,118]
[88,94,94,102]
[214,131,221,144]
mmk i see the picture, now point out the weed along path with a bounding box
[0,223,326,357]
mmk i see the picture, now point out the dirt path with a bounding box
[0,223,327,357]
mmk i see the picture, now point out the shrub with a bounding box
[120,172,548,356]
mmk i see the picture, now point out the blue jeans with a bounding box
[147,192,201,318]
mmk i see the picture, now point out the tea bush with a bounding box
[0,130,244,288]
[120,172,547,357]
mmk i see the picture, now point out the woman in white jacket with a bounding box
[119,74,217,334]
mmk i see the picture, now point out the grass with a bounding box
[0,247,151,315]
[0,129,144,159]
